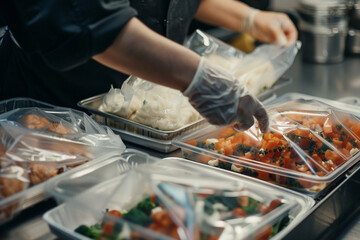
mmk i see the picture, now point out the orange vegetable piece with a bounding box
[233,208,246,217]
[187,140,197,146]
[108,210,122,218]
[103,222,114,236]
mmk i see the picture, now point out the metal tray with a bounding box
[110,127,177,153]
[77,77,291,150]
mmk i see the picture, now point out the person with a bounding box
[0,0,297,133]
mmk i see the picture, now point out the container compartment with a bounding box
[173,98,360,196]
[44,150,314,240]
[0,98,125,224]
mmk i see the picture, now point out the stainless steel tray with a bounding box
[78,77,292,151]
[78,95,205,140]
[110,127,177,153]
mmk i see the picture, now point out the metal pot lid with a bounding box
[297,0,348,16]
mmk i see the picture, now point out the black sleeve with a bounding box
[0,0,137,71]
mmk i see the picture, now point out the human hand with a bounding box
[183,57,269,133]
[242,9,298,46]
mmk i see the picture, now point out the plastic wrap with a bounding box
[0,107,125,223]
[44,150,314,240]
[173,98,360,195]
[99,77,201,131]
[186,30,300,96]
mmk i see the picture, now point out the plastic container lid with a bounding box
[44,150,314,240]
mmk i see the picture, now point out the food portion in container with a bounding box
[185,30,300,96]
[75,193,287,240]
[177,99,360,193]
[65,160,297,240]
[98,77,201,131]
[0,107,125,222]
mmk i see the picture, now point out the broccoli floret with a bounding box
[75,224,102,239]
[123,209,153,226]
[136,197,156,215]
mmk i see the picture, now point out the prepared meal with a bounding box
[173,99,360,194]
[99,77,201,131]
[45,156,308,240]
[185,30,300,96]
[0,107,125,222]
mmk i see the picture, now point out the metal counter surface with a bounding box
[1,53,360,240]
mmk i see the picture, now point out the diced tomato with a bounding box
[198,155,214,164]
[255,225,273,240]
[323,118,333,134]
[269,199,282,211]
[233,208,246,217]
[187,140,197,146]
[108,210,122,218]
[220,126,236,138]
[257,170,270,181]
[224,144,233,156]
[257,204,270,215]
[103,222,114,236]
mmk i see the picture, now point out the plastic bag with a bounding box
[68,160,296,240]
[186,30,301,96]
[99,77,201,131]
[0,107,125,221]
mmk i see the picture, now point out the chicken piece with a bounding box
[29,163,58,185]
[21,114,51,130]
[48,122,72,135]
[47,141,93,159]
[0,166,27,220]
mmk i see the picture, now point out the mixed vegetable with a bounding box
[185,110,360,191]
[75,194,288,240]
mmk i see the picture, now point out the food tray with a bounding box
[44,149,314,240]
[77,77,291,150]
[0,98,124,224]
[77,94,205,141]
[172,93,360,198]
[110,127,177,153]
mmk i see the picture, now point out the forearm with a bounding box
[195,0,253,32]
[93,17,200,91]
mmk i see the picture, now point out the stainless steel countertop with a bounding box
[1,53,360,240]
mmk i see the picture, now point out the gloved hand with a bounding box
[240,8,298,46]
[183,57,269,133]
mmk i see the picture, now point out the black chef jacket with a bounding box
[0,0,200,108]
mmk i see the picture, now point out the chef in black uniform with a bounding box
[0,0,297,132]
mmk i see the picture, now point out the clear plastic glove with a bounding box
[241,9,298,46]
[183,57,269,133]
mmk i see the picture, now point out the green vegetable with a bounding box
[123,209,153,226]
[75,224,102,239]
[136,197,156,215]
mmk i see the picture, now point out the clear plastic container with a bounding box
[0,101,125,224]
[44,150,314,240]
[172,97,360,197]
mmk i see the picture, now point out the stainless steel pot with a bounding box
[297,0,348,63]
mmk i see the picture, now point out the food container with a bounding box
[346,28,360,56]
[297,0,348,63]
[0,98,125,224]
[77,77,291,153]
[44,150,314,240]
[173,93,360,197]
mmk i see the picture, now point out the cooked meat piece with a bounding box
[0,167,26,198]
[48,122,72,135]
[0,166,27,220]
[47,141,92,159]
[21,114,51,130]
[29,163,58,185]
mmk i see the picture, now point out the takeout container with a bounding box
[172,93,360,198]
[0,98,125,224]
[44,150,314,240]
